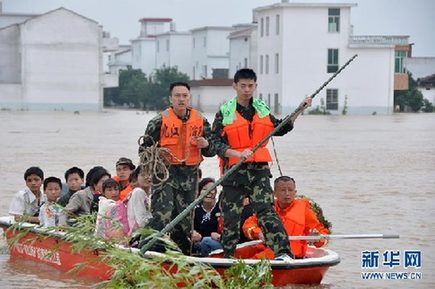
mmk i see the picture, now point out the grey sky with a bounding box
[2,0,434,56]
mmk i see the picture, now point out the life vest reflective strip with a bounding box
[159,108,204,165]
[276,199,309,258]
[222,111,273,166]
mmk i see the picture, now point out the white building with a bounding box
[155,29,192,78]
[253,2,408,115]
[190,26,233,80]
[108,45,132,74]
[131,18,172,77]
[228,23,258,78]
[0,7,118,111]
[404,57,435,80]
[190,79,233,112]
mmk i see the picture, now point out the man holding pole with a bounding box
[211,68,311,259]
[139,82,215,255]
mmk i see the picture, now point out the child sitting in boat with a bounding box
[9,166,46,224]
[192,178,223,256]
[126,166,153,236]
[95,178,120,238]
[242,176,330,259]
[39,177,65,227]
[58,167,85,207]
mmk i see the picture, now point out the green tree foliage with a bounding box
[104,66,189,110]
[394,73,425,112]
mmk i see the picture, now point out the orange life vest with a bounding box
[276,199,310,258]
[223,111,273,166]
[159,107,204,166]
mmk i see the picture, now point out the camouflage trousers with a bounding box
[220,163,291,258]
[147,165,199,255]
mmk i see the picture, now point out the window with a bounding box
[166,39,169,51]
[327,49,339,73]
[259,93,263,100]
[275,53,279,74]
[274,93,280,114]
[395,51,407,73]
[276,14,280,35]
[203,37,207,47]
[260,55,264,74]
[265,55,269,74]
[202,65,207,78]
[193,38,195,48]
[156,40,160,52]
[328,8,340,33]
[326,89,338,110]
[260,18,264,37]
[267,93,271,107]
[244,57,248,68]
[193,66,195,79]
[266,16,270,36]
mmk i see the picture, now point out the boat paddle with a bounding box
[140,54,359,253]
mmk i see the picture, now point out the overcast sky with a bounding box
[2,0,434,56]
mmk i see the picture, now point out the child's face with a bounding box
[104,187,120,201]
[45,182,61,202]
[137,173,152,190]
[66,173,83,192]
[25,174,43,194]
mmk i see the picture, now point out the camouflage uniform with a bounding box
[139,108,215,255]
[211,99,294,258]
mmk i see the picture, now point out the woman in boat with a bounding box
[63,166,110,223]
[242,176,330,259]
[192,178,223,256]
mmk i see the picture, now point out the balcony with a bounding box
[349,35,409,48]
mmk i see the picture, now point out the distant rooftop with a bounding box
[139,18,172,23]
[254,2,357,12]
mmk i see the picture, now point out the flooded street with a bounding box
[0,110,434,288]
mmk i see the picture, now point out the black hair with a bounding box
[169,81,190,94]
[198,177,216,193]
[197,168,202,179]
[233,68,257,83]
[129,166,142,183]
[85,166,110,188]
[24,166,44,180]
[64,166,84,182]
[274,176,296,189]
[102,178,119,193]
[43,176,62,191]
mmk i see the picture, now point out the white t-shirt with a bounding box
[9,188,46,217]
[127,187,152,234]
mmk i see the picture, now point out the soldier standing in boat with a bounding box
[211,68,311,259]
[138,82,215,255]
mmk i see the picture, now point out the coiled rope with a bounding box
[137,135,170,186]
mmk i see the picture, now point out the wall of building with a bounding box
[155,32,192,78]
[131,38,157,76]
[0,25,21,83]
[20,9,102,111]
[404,57,435,79]
[190,85,234,112]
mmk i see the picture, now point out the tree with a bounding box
[104,66,149,108]
[394,72,424,112]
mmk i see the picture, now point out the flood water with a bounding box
[0,110,434,288]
